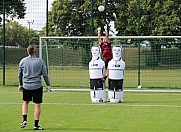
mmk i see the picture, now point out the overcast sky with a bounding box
[16,0,54,31]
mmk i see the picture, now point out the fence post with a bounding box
[2,0,6,86]
[137,0,141,88]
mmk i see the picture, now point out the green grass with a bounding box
[2,67,181,89]
[1,47,181,88]
[0,86,181,132]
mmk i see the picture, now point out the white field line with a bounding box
[1,89,181,93]
[51,89,181,93]
[0,102,181,108]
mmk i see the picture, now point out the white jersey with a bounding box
[89,58,105,79]
[108,59,125,80]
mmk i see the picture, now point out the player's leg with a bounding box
[21,101,29,128]
[33,87,43,130]
[105,58,111,69]
[34,103,43,130]
[21,88,31,128]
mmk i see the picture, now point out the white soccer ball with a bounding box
[98,5,105,12]
[138,85,142,89]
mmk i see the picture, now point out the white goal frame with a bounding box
[39,36,181,93]
[39,35,181,58]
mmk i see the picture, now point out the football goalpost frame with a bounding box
[39,36,181,93]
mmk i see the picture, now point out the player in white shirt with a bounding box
[89,46,106,102]
[103,45,125,103]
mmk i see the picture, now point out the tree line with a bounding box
[0,0,181,48]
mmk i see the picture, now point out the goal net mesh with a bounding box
[39,36,181,90]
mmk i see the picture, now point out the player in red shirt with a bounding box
[98,26,113,69]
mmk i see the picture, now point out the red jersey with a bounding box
[100,42,113,61]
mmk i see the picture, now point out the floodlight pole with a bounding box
[27,20,34,44]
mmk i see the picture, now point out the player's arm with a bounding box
[104,25,110,43]
[18,61,23,85]
[97,27,102,45]
[18,61,23,92]
[41,61,50,87]
[42,63,51,92]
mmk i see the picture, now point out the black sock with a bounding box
[23,115,27,121]
[34,120,39,127]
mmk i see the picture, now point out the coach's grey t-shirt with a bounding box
[18,55,50,90]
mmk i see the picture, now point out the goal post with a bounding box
[39,36,181,91]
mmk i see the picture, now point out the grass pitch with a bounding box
[0,86,181,132]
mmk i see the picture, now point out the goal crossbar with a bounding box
[39,35,181,58]
[40,36,181,40]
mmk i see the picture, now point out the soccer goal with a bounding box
[39,36,181,92]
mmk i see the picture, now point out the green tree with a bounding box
[0,0,26,22]
[114,0,180,66]
[2,21,39,48]
[46,0,181,66]
[115,0,181,36]
[48,0,120,36]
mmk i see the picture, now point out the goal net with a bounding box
[39,36,181,91]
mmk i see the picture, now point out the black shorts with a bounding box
[23,87,43,103]
[105,58,112,69]
[108,79,124,91]
[90,79,104,90]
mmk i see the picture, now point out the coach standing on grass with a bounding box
[98,25,113,69]
[18,44,51,130]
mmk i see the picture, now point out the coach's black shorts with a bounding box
[108,79,124,91]
[23,87,43,103]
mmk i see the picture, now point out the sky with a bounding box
[16,0,54,31]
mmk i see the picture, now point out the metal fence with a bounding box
[0,0,181,89]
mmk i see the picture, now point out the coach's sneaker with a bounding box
[20,121,27,128]
[34,126,43,130]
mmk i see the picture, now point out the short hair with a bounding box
[27,45,35,55]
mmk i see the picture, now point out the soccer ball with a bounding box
[138,85,142,89]
[98,5,105,12]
